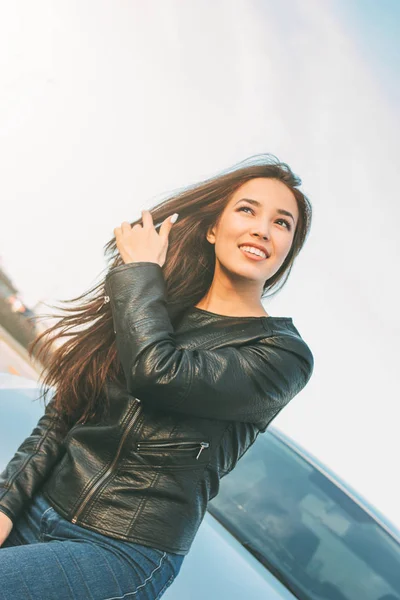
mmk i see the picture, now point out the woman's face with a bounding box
[207,177,299,285]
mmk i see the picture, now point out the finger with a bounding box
[113,226,122,238]
[121,221,132,234]
[141,210,154,229]
[158,213,177,240]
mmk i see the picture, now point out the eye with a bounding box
[237,206,255,215]
[276,218,292,231]
[238,207,292,231]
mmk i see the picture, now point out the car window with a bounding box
[208,431,400,600]
[0,387,45,469]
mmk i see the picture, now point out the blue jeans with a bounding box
[0,491,185,600]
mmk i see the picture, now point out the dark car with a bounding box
[1,374,399,600]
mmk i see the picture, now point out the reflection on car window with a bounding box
[208,432,400,600]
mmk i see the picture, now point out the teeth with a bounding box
[240,245,267,259]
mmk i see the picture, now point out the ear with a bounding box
[206,224,216,245]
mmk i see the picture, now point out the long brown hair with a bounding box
[29,153,312,425]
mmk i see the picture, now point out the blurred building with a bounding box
[0,264,39,351]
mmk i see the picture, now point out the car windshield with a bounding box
[208,431,400,600]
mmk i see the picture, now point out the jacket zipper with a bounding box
[102,292,116,333]
[98,295,110,313]
[71,401,142,524]
[136,440,209,460]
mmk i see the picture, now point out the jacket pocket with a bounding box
[136,439,210,461]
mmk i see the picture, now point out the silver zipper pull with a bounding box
[196,442,209,460]
[97,295,110,312]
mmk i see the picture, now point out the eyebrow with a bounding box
[234,197,296,223]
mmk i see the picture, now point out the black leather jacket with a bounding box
[0,262,314,555]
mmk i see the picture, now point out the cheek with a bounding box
[214,240,241,268]
[277,233,294,256]
[216,242,236,262]
[214,225,238,252]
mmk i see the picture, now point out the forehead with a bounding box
[229,177,298,213]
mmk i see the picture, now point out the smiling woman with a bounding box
[0,153,314,600]
[26,152,312,425]
[195,176,300,317]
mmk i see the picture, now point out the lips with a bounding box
[239,246,268,261]
[238,244,269,258]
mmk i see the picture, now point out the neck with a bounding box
[195,262,270,317]
[195,287,268,318]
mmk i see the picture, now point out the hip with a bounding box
[0,491,185,600]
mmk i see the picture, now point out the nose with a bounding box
[250,224,270,241]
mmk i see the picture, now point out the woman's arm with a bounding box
[0,396,70,522]
[0,510,13,546]
[105,262,314,425]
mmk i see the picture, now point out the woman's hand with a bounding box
[0,511,13,547]
[114,210,179,268]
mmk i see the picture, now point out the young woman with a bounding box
[0,153,314,599]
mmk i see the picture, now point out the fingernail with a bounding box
[170,213,179,223]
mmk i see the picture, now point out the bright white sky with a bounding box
[0,1,399,531]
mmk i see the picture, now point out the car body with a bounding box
[1,373,399,600]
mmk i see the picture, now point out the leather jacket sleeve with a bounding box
[105,261,314,424]
[0,396,69,522]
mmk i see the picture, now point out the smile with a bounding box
[239,246,268,261]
